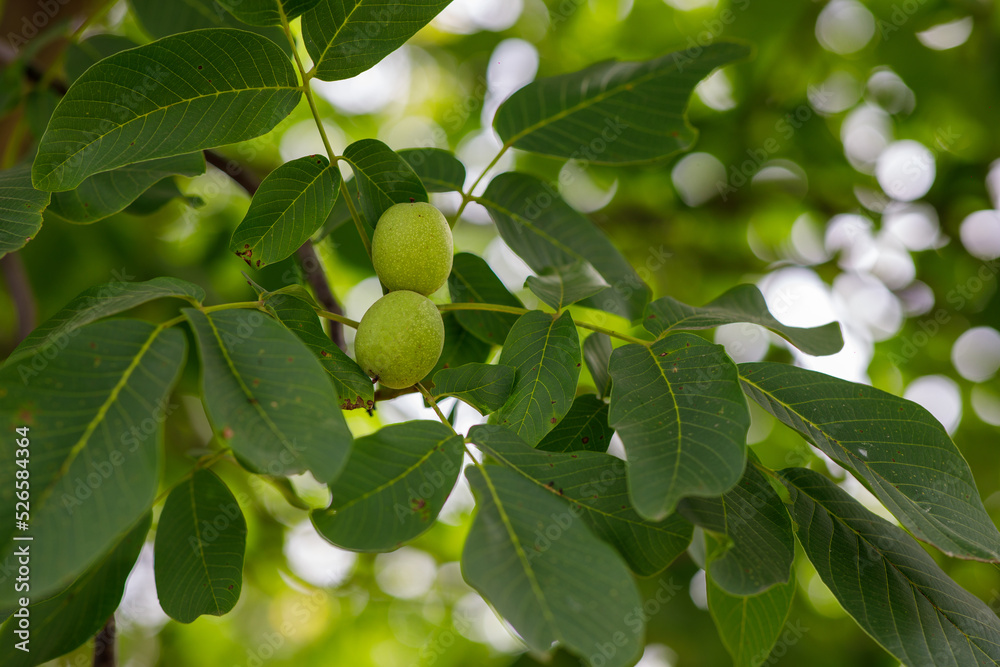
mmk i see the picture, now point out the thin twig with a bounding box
[93,615,116,667]
[1,253,37,343]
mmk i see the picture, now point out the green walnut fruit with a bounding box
[372,202,453,295]
[354,290,445,389]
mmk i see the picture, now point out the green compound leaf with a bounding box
[481,172,650,321]
[48,153,206,223]
[263,293,374,410]
[230,155,341,269]
[184,309,352,482]
[154,470,246,623]
[129,0,289,48]
[780,466,1000,666]
[5,276,205,368]
[644,284,843,357]
[740,362,1000,561]
[537,394,612,453]
[32,29,301,192]
[303,0,452,81]
[608,334,749,521]
[708,571,797,667]
[0,515,150,667]
[431,363,515,414]
[312,421,464,552]
[217,0,321,25]
[0,320,187,607]
[470,424,692,576]
[583,332,613,399]
[398,147,466,193]
[342,139,428,230]
[678,455,794,596]
[525,261,609,312]
[463,464,644,667]
[0,163,49,259]
[448,252,524,345]
[491,311,581,446]
[494,42,751,164]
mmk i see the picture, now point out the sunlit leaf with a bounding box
[431,363,515,414]
[526,261,610,312]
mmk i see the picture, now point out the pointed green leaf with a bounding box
[398,147,466,193]
[707,571,796,667]
[47,153,206,223]
[608,335,749,521]
[32,29,301,192]
[780,466,1000,666]
[342,139,428,229]
[431,363,515,414]
[65,34,140,84]
[644,284,843,356]
[740,362,1000,561]
[184,308,352,482]
[491,311,581,446]
[230,155,341,269]
[583,332,613,399]
[217,0,321,25]
[422,312,492,382]
[154,469,246,623]
[263,293,374,410]
[129,0,289,47]
[677,456,793,595]
[526,261,610,312]
[5,277,205,367]
[470,425,692,576]
[0,163,49,259]
[312,421,463,552]
[463,465,644,667]
[481,172,650,321]
[494,42,751,164]
[0,515,150,667]
[303,0,452,81]
[448,252,524,345]
[537,394,612,453]
[0,320,187,607]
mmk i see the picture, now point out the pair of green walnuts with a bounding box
[354,202,453,389]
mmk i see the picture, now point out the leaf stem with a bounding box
[152,448,232,507]
[452,142,511,226]
[417,383,457,434]
[336,167,375,260]
[316,309,360,329]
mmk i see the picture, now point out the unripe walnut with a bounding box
[354,290,444,389]
[372,202,453,295]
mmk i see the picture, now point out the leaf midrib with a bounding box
[188,475,224,613]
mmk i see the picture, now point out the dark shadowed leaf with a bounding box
[129,0,289,47]
[448,252,524,345]
[463,465,644,667]
[678,456,794,595]
[65,34,140,84]
[5,277,204,367]
[0,515,150,667]
[526,261,610,312]
[342,139,427,229]
[481,172,649,321]
[154,470,246,623]
[184,309,352,482]
[644,284,843,356]
[124,177,203,215]
[780,467,1000,666]
[608,335,749,521]
[740,362,1000,561]
[494,42,751,164]
[217,0,321,25]
[0,320,186,607]
[583,332,613,398]
[48,153,206,223]
[491,311,581,446]
[32,29,301,191]
[312,421,463,551]
[537,394,612,453]
[431,363,515,414]
[303,0,452,81]
[0,164,49,259]
[708,571,796,667]
[398,147,467,192]
[264,293,374,410]
[470,425,692,576]
[230,155,341,269]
